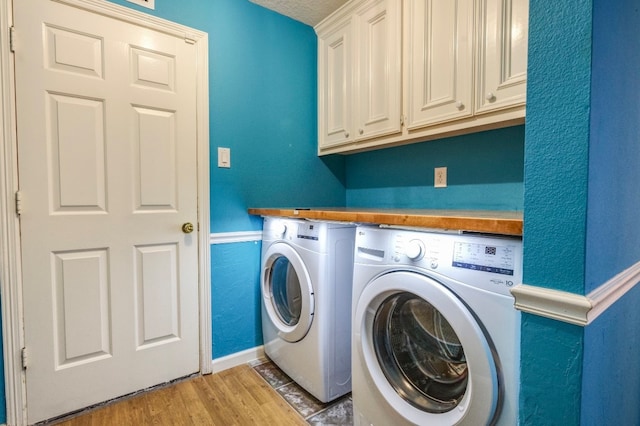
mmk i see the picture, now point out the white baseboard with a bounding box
[210,346,265,374]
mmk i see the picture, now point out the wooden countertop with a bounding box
[248,208,523,236]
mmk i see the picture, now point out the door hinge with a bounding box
[21,347,27,370]
[184,34,196,45]
[9,26,15,53]
[15,190,23,215]
[400,115,405,126]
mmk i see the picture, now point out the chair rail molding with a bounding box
[210,231,263,245]
[512,259,640,326]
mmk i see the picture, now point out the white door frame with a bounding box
[0,1,211,424]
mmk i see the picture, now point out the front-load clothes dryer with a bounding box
[261,216,355,403]
[351,226,523,426]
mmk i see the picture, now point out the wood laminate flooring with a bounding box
[45,360,353,426]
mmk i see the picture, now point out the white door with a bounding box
[14,1,200,422]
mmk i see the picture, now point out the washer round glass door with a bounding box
[262,243,314,343]
[354,271,500,425]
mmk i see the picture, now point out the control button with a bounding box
[405,240,425,260]
[430,260,439,269]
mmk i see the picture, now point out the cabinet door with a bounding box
[405,0,474,129]
[476,0,528,113]
[353,0,402,140]
[318,17,354,149]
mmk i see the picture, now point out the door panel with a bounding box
[53,248,111,366]
[134,107,177,210]
[15,0,200,422]
[49,93,107,212]
[134,243,180,347]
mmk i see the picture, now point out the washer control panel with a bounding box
[356,226,523,295]
[452,241,516,276]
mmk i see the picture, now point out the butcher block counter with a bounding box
[248,208,523,236]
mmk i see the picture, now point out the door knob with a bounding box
[182,222,194,234]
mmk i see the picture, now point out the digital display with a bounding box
[297,223,319,241]
[452,242,515,276]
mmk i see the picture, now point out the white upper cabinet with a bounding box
[476,0,529,113]
[316,0,528,155]
[317,15,353,148]
[405,0,474,129]
[353,0,402,141]
[317,0,401,151]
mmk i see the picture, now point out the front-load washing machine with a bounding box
[352,226,523,425]
[261,216,355,403]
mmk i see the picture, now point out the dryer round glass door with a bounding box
[354,271,500,425]
[262,242,315,343]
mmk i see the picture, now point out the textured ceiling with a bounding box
[249,0,349,27]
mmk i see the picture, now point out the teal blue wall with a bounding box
[207,0,346,233]
[0,301,4,424]
[585,0,640,290]
[581,0,640,424]
[520,0,593,423]
[345,126,524,210]
[211,242,263,358]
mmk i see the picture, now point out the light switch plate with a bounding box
[218,147,231,168]
[126,0,155,10]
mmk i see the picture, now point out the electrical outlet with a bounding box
[434,167,447,188]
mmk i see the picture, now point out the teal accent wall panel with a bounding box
[582,284,640,424]
[207,0,346,233]
[520,315,583,425]
[523,0,593,295]
[582,1,640,424]
[0,299,4,425]
[585,0,640,290]
[345,126,524,210]
[211,241,263,358]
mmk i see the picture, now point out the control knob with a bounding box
[273,223,287,236]
[405,239,425,260]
